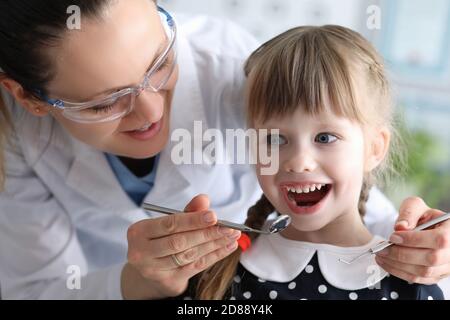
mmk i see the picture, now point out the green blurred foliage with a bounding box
[388,122,450,211]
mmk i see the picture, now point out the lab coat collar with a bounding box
[65,27,207,214]
[240,223,389,291]
[65,140,136,213]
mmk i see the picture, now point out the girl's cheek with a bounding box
[257,173,277,196]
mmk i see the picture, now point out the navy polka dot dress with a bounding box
[178,232,444,300]
[224,254,443,300]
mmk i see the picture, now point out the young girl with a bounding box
[180,25,444,300]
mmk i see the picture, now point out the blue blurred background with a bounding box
[161,0,450,211]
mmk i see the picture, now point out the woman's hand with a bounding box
[375,197,450,284]
[121,194,241,300]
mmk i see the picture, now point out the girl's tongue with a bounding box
[288,185,331,207]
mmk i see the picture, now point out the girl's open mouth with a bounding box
[281,183,332,215]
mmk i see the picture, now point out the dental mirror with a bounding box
[142,203,291,235]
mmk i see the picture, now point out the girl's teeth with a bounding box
[286,184,326,194]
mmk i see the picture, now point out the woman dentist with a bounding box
[1,0,450,300]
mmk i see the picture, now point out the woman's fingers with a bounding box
[183,194,210,213]
[387,224,450,250]
[378,244,450,267]
[147,226,240,258]
[375,255,449,285]
[132,194,213,241]
[128,209,218,242]
[125,195,238,299]
[377,245,430,266]
[395,197,431,230]
[152,232,241,271]
[179,240,240,280]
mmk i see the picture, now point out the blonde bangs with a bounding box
[245,26,368,126]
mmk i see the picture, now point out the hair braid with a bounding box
[194,194,275,299]
[358,175,374,218]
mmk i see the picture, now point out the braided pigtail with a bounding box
[194,194,275,299]
[358,175,374,218]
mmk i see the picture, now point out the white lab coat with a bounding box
[0,15,424,300]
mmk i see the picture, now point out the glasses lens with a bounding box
[146,47,177,92]
[58,8,176,124]
[63,93,134,123]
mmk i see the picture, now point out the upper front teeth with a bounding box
[137,124,152,131]
[287,184,326,194]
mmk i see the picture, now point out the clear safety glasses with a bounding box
[34,6,177,124]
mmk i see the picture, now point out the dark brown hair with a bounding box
[0,0,116,189]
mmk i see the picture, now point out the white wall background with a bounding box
[160,0,369,41]
[161,0,450,159]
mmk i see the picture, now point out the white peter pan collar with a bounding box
[240,222,389,291]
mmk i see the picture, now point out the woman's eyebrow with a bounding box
[143,41,168,72]
[95,41,167,96]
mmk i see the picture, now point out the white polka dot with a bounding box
[318,285,327,294]
[428,296,434,300]
[269,290,278,299]
[257,278,266,283]
[305,265,314,273]
[381,297,388,300]
[229,296,236,300]
[390,291,399,300]
[243,291,252,299]
[349,292,358,300]
[233,275,241,283]
[183,296,192,300]
[300,298,308,300]
[288,282,297,290]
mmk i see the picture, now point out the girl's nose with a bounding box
[282,147,318,174]
[132,90,164,123]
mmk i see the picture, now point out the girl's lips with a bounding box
[281,183,332,215]
[123,119,163,141]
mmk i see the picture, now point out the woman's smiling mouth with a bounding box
[123,118,163,141]
[281,182,332,215]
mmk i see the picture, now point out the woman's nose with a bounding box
[282,147,318,174]
[132,90,164,123]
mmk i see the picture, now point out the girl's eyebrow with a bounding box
[315,120,349,129]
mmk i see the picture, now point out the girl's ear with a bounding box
[0,77,50,117]
[365,127,391,172]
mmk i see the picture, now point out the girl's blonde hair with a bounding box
[193,25,403,300]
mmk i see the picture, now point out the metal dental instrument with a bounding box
[339,212,450,265]
[142,203,292,235]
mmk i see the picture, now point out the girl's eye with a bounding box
[267,134,287,146]
[315,133,338,144]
